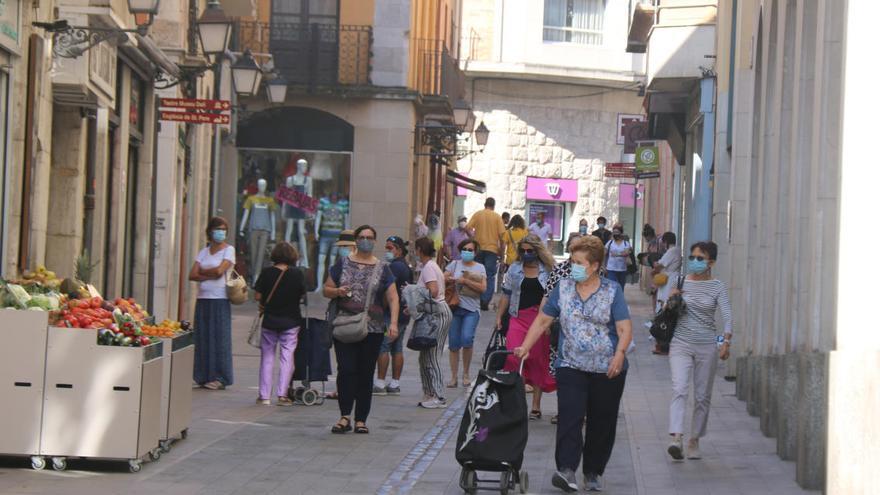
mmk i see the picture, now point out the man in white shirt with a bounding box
[528,212,553,247]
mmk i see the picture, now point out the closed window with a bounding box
[543,0,605,45]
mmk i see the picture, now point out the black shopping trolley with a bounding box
[288,316,332,406]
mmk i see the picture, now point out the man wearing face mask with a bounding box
[529,212,554,247]
[578,219,590,236]
[443,216,473,262]
[592,216,612,245]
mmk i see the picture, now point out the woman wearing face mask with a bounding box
[373,236,413,396]
[666,241,733,461]
[413,237,454,408]
[189,217,236,390]
[497,234,556,420]
[578,219,589,236]
[513,236,632,492]
[324,225,400,434]
[604,223,632,291]
[333,230,357,260]
[444,239,487,388]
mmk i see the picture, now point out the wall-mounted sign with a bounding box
[622,120,648,153]
[526,177,578,202]
[635,145,660,178]
[0,0,21,51]
[617,114,645,145]
[604,162,636,179]
[159,111,230,124]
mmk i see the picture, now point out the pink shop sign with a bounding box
[525,177,578,202]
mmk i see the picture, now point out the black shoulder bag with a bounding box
[649,274,686,343]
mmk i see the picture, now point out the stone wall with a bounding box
[458,78,643,227]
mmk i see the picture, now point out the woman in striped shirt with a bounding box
[667,241,733,461]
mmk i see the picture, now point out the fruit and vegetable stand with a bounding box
[0,269,195,472]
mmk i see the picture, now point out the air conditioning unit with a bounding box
[51,13,117,108]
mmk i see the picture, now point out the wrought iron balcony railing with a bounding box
[413,38,465,100]
[233,21,372,88]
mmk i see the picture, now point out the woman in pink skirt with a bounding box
[496,234,556,419]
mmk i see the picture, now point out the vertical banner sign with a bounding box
[635,145,660,179]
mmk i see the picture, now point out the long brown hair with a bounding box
[517,234,556,269]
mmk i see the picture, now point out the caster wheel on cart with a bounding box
[149,448,161,461]
[518,470,529,494]
[30,456,46,471]
[51,457,67,471]
[180,428,189,440]
[302,389,319,406]
[459,468,477,494]
[160,440,172,454]
[128,460,142,473]
[499,470,512,495]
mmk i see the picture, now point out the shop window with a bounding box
[236,150,351,288]
[543,0,605,45]
[526,201,568,257]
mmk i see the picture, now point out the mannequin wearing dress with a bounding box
[239,178,277,284]
[283,159,313,268]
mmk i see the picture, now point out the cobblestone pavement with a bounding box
[0,288,817,494]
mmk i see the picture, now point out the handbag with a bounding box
[444,273,460,308]
[226,269,249,305]
[650,274,686,343]
[247,266,288,348]
[407,299,440,351]
[331,260,385,343]
[625,242,639,275]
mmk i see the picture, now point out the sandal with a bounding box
[463,376,471,387]
[354,423,369,434]
[447,381,458,388]
[325,391,339,400]
[529,410,542,420]
[331,417,352,434]
[203,381,226,390]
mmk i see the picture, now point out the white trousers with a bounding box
[668,339,719,438]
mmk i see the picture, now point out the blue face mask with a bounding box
[688,259,709,274]
[384,251,395,261]
[211,230,226,243]
[461,251,475,262]
[579,226,588,235]
[338,247,352,258]
[521,253,538,264]
[597,223,606,229]
[571,263,588,282]
[356,239,375,254]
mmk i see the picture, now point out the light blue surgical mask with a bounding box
[579,226,588,235]
[571,263,588,282]
[384,251,395,261]
[597,223,606,229]
[338,247,352,258]
[688,259,709,274]
[461,251,475,262]
[211,230,226,243]
[356,239,375,253]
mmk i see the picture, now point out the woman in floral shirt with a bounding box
[514,235,632,493]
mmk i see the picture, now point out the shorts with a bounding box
[380,315,408,354]
[448,306,480,351]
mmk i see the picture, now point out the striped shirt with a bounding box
[674,278,733,345]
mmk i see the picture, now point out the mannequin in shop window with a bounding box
[239,178,277,284]
[283,159,313,268]
[314,192,350,289]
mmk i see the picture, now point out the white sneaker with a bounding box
[668,434,684,460]
[372,385,387,396]
[686,438,701,459]
[418,398,448,409]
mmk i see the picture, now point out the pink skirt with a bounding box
[504,306,557,393]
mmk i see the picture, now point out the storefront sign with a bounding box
[635,145,660,178]
[0,0,20,50]
[275,186,318,214]
[159,111,230,124]
[160,98,232,111]
[622,120,648,154]
[527,203,564,240]
[525,177,578,202]
[617,114,645,145]
[618,183,645,208]
[604,162,636,179]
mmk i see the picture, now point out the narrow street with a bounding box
[0,289,814,495]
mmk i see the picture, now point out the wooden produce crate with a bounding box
[0,309,49,467]
[158,331,194,450]
[40,326,164,472]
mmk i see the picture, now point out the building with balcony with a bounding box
[218,0,467,287]
[458,0,646,255]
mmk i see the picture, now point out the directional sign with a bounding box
[160,98,231,112]
[159,111,230,125]
[605,162,636,179]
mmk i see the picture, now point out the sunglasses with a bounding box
[688,255,707,262]
[518,248,535,254]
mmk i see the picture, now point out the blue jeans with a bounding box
[608,270,627,291]
[476,251,499,305]
[448,307,481,351]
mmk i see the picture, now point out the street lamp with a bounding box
[127,0,160,15]
[196,0,232,58]
[453,100,475,132]
[266,75,288,104]
[474,121,490,148]
[232,50,263,96]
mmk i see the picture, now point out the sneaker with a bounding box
[385,384,401,395]
[551,469,578,493]
[585,473,604,491]
[372,385,388,396]
[418,398,448,409]
[276,396,294,407]
[668,434,684,460]
[256,397,271,406]
[686,438,701,459]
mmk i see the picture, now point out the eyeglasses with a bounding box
[460,247,475,252]
[688,255,707,262]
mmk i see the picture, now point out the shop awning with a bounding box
[446,170,486,194]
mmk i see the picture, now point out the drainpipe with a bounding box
[691,76,715,242]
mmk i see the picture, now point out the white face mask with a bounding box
[459,221,467,229]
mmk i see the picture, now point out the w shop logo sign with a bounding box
[545,183,561,197]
